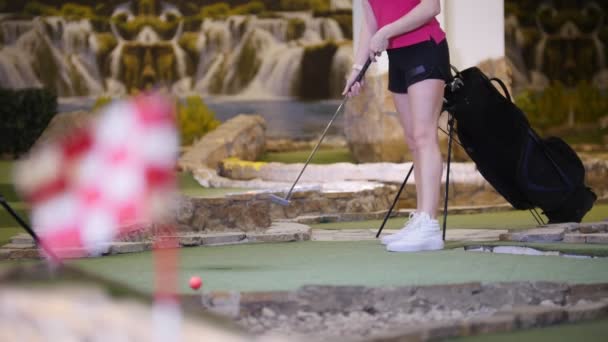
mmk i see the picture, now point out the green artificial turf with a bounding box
[0,227,21,247]
[0,161,27,244]
[0,161,13,184]
[53,241,608,294]
[258,148,356,164]
[451,318,608,342]
[311,204,608,231]
[177,171,252,197]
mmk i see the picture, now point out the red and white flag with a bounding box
[14,94,179,259]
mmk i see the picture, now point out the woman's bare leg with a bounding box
[406,79,445,218]
[391,93,422,208]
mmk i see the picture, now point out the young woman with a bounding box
[343,0,451,252]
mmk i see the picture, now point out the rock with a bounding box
[0,243,35,250]
[566,301,608,323]
[4,249,41,259]
[9,234,34,245]
[218,159,268,180]
[563,234,588,244]
[343,73,410,163]
[578,222,608,234]
[0,249,12,260]
[179,236,202,247]
[505,305,567,329]
[109,242,150,255]
[262,308,276,318]
[247,223,311,243]
[466,314,516,335]
[586,234,608,245]
[32,111,94,150]
[175,196,195,225]
[508,228,566,243]
[200,233,247,246]
[179,114,266,171]
[540,300,557,307]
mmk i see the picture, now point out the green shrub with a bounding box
[329,13,353,39]
[230,1,266,15]
[23,2,59,17]
[286,18,306,40]
[201,3,231,19]
[280,0,330,12]
[257,11,281,19]
[92,96,113,112]
[94,33,117,56]
[516,82,608,129]
[515,82,571,129]
[112,17,180,40]
[0,88,58,157]
[572,81,608,124]
[177,96,221,146]
[60,3,94,20]
[178,32,201,61]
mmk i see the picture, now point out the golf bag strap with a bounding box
[490,77,512,103]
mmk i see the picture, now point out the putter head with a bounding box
[268,194,290,207]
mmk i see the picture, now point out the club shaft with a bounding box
[282,57,372,202]
[284,97,348,201]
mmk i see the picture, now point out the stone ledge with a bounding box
[566,301,608,322]
[0,249,40,260]
[108,242,151,255]
[0,224,312,260]
[500,222,608,245]
[506,305,568,329]
[9,233,35,245]
[587,233,608,244]
[198,282,608,341]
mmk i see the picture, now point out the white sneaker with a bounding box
[380,212,422,245]
[386,213,444,252]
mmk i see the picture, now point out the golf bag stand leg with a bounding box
[375,164,415,238]
[442,113,456,241]
[0,194,60,263]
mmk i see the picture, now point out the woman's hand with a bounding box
[342,69,364,97]
[369,28,389,60]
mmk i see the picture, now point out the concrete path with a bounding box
[312,228,507,242]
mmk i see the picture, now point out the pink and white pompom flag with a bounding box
[14,94,179,260]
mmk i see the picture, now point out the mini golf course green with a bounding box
[311,203,608,230]
[2,159,608,340]
[258,148,356,164]
[0,241,589,294]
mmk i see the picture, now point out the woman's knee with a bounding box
[411,128,439,150]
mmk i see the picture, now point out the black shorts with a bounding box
[387,38,451,94]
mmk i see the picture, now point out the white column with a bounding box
[353,0,389,75]
[444,0,505,69]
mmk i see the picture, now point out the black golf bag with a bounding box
[443,67,596,223]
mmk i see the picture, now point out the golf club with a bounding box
[269,57,375,206]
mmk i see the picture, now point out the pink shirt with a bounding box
[368,0,446,49]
